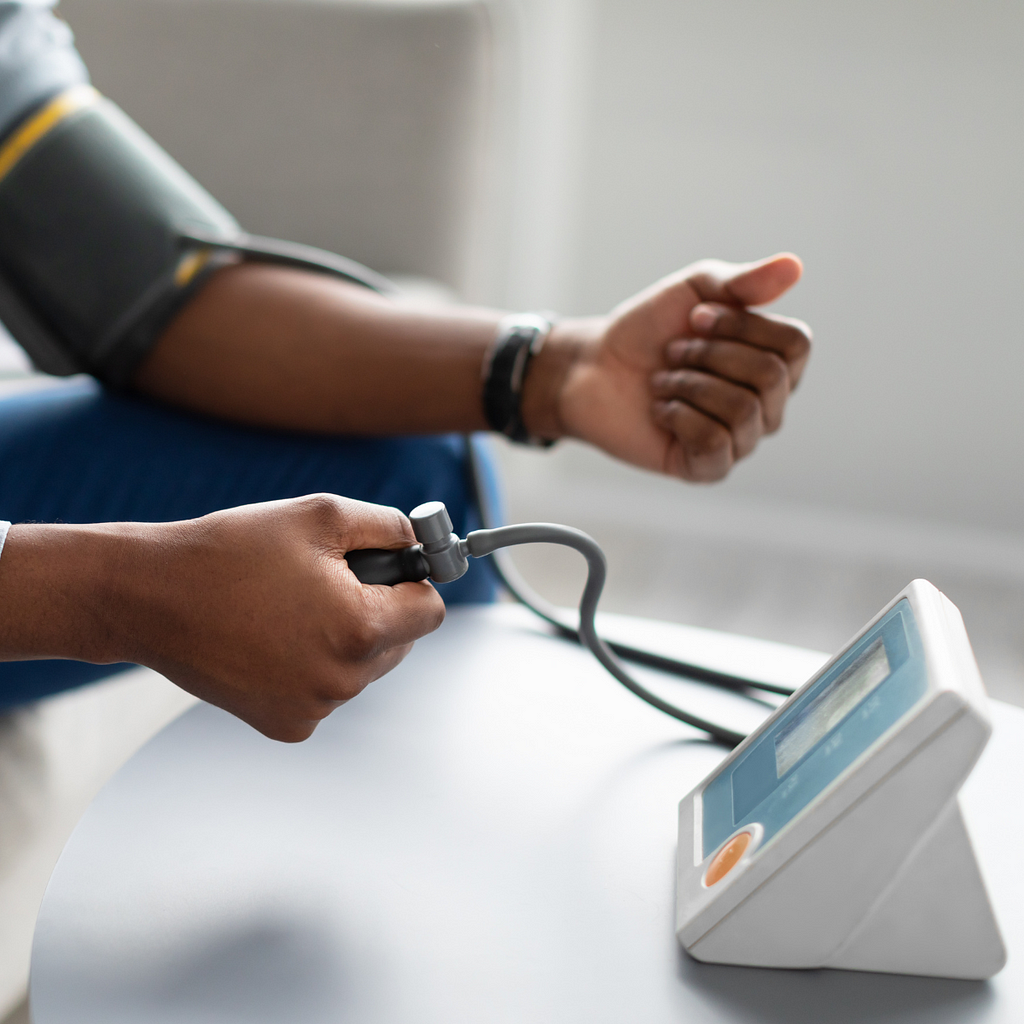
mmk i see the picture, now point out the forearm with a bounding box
[132,262,589,438]
[133,263,499,434]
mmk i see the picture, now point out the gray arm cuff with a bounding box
[0,90,394,386]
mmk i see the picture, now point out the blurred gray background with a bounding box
[492,0,1024,702]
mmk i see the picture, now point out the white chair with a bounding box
[62,0,497,298]
[0,1,496,1016]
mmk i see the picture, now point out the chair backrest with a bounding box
[59,0,496,295]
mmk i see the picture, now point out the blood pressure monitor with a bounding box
[675,579,1006,979]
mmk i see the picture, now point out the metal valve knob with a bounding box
[409,501,469,583]
[409,501,453,545]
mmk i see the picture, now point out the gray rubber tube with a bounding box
[464,524,746,747]
[463,439,792,700]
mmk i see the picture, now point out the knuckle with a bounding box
[300,492,346,529]
[330,678,365,704]
[706,305,747,341]
[261,719,318,744]
[783,323,812,361]
[765,408,785,434]
[682,339,711,367]
[658,368,694,399]
[687,418,731,460]
[679,263,726,301]
[684,259,721,284]
[755,352,789,391]
[344,614,387,662]
[425,593,446,633]
[726,388,760,426]
[722,307,748,336]
[397,589,446,643]
[680,369,712,399]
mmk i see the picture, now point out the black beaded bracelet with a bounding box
[481,313,555,446]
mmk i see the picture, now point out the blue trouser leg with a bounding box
[0,379,497,709]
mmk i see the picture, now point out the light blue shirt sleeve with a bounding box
[0,1,89,140]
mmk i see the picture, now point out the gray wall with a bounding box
[504,0,1024,534]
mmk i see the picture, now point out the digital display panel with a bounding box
[701,600,925,858]
[774,638,891,777]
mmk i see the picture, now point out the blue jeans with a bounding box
[0,379,497,709]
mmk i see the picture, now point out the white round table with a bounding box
[29,605,1024,1022]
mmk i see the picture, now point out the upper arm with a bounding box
[0,4,240,383]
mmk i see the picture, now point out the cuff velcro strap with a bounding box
[481,314,555,446]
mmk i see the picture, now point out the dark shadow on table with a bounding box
[677,943,994,1024]
[152,917,342,1019]
[62,912,352,1023]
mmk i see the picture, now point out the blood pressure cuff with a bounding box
[0,85,394,385]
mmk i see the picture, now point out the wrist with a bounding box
[519,317,604,441]
[0,521,162,665]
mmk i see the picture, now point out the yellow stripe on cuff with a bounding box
[173,248,213,288]
[0,84,101,184]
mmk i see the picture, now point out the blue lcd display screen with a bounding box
[701,600,927,858]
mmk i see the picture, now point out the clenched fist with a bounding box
[0,495,445,741]
[524,253,811,481]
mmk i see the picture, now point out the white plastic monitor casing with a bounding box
[675,579,1006,980]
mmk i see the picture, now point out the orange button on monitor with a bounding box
[704,831,752,886]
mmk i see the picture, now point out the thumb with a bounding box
[303,495,417,555]
[691,253,803,307]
